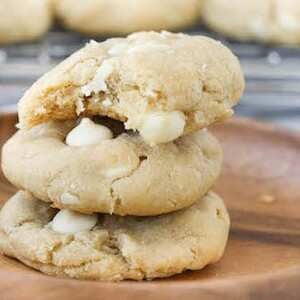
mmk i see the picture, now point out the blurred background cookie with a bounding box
[53,0,202,36]
[0,0,53,44]
[201,0,300,45]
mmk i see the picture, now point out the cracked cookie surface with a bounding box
[0,191,230,281]
[18,31,244,142]
[2,119,222,216]
[0,0,52,44]
[201,0,300,45]
[54,0,202,35]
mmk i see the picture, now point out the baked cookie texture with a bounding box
[2,120,222,216]
[54,0,202,35]
[201,0,300,45]
[0,31,239,280]
[0,0,52,44]
[0,191,230,281]
[18,32,244,138]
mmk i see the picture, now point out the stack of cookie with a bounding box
[0,32,244,281]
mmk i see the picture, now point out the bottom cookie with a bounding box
[0,191,230,281]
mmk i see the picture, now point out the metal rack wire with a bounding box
[1,27,300,129]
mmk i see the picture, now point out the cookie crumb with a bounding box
[60,192,79,205]
[81,59,115,96]
[103,98,113,107]
[34,106,46,116]
[75,99,85,115]
[88,40,98,46]
[258,194,275,204]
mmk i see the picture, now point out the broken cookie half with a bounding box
[18,31,244,145]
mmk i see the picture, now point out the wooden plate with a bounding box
[0,113,300,300]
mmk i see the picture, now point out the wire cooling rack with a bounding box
[1,27,300,130]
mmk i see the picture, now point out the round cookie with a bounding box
[0,0,52,44]
[18,31,244,144]
[201,0,300,45]
[2,118,223,216]
[54,0,202,36]
[0,191,230,281]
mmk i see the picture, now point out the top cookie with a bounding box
[54,0,202,35]
[18,31,244,145]
[0,0,52,44]
[201,0,300,45]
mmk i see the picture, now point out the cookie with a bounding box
[0,191,230,281]
[54,0,202,36]
[201,0,300,45]
[18,31,244,145]
[2,118,222,216]
[0,0,52,44]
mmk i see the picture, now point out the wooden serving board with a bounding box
[0,113,300,300]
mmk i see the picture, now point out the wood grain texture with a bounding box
[0,113,300,300]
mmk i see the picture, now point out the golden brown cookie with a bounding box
[2,118,222,216]
[18,32,244,145]
[0,191,230,281]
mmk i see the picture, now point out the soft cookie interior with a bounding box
[18,32,244,145]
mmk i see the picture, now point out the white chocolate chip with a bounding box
[102,98,113,107]
[52,209,98,234]
[139,111,186,145]
[60,192,79,205]
[66,118,113,147]
[143,89,157,99]
[88,40,98,46]
[161,30,173,37]
[81,59,115,97]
